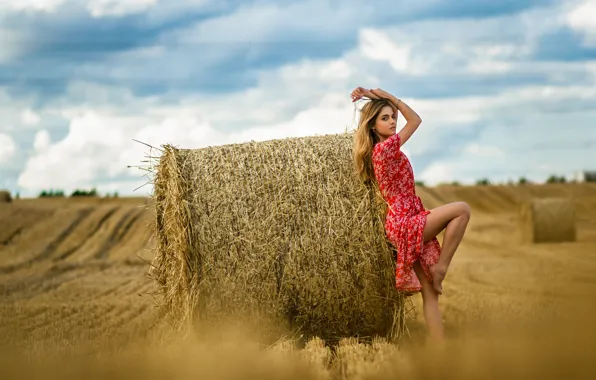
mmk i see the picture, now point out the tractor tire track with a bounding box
[21,304,91,335]
[0,261,115,302]
[54,207,120,261]
[0,206,52,248]
[26,304,118,338]
[0,208,93,274]
[0,263,86,301]
[0,304,48,330]
[94,208,144,260]
[91,278,134,301]
[103,303,150,333]
[0,228,23,246]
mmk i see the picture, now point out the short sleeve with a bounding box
[380,133,401,159]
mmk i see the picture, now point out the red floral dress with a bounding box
[372,133,441,293]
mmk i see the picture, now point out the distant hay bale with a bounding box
[0,190,12,203]
[150,132,407,343]
[519,198,576,243]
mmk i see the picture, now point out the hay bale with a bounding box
[150,132,407,343]
[0,190,12,203]
[519,198,576,243]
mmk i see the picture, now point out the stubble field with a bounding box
[1,183,595,379]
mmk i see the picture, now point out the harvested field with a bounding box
[1,183,596,379]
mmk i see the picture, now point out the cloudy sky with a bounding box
[0,0,595,197]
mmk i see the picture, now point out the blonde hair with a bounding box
[352,99,396,184]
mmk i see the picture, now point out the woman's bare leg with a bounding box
[412,260,444,342]
[422,201,471,294]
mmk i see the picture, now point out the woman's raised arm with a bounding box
[370,88,422,146]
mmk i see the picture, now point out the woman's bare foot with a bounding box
[429,264,447,295]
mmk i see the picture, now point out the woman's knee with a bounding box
[421,286,440,301]
[456,201,471,220]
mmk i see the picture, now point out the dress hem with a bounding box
[393,210,438,293]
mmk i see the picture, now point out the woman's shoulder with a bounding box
[374,133,401,151]
[386,133,401,146]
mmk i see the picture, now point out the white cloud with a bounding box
[19,111,142,193]
[0,0,68,13]
[0,133,16,164]
[359,29,415,73]
[279,59,352,83]
[368,6,561,78]
[230,101,353,144]
[191,58,356,130]
[171,0,362,45]
[419,163,455,186]
[0,89,62,161]
[474,44,523,59]
[21,109,41,126]
[439,40,532,76]
[467,60,512,74]
[0,28,29,63]
[33,130,51,152]
[566,0,596,45]
[0,0,159,16]
[587,62,596,82]
[463,143,504,157]
[18,105,233,195]
[396,96,484,156]
[86,0,158,17]
[0,90,26,133]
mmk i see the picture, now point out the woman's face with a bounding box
[373,105,397,141]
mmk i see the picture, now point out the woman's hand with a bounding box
[370,88,399,104]
[351,87,380,102]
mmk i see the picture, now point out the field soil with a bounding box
[1,183,595,379]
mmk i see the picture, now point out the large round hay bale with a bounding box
[519,198,576,243]
[150,132,406,343]
[0,190,12,203]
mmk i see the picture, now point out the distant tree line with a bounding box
[414,173,594,188]
[14,171,595,199]
[545,175,567,184]
[38,188,119,198]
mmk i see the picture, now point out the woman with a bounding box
[351,87,471,341]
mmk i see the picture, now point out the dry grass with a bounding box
[150,133,407,343]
